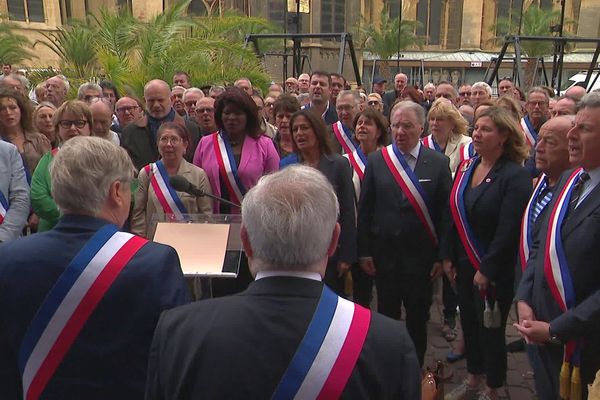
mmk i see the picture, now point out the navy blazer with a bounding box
[146,276,421,400]
[440,158,531,283]
[357,146,452,261]
[0,215,191,399]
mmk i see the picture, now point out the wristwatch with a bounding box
[548,325,562,345]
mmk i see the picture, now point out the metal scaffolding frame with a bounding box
[243,33,362,87]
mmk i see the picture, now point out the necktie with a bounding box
[568,172,590,213]
[403,153,414,171]
[530,185,552,224]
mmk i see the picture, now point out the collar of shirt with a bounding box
[400,142,421,161]
[255,270,322,281]
[580,165,600,204]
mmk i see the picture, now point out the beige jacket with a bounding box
[444,133,473,176]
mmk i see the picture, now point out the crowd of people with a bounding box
[0,62,599,400]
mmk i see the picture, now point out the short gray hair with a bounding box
[50,136,134,216]
[390,100,426,126]
[241,165,339,271]
[337,90,359,105]
[471,81,492,97]
[77,82,102,100]
[183,87,204,100]
[579,92,600,109]
[528,86,550,102]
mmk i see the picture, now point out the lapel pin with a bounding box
[485,178,491,183]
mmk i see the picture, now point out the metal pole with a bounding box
[518,0,524,35]
[555,0,566,93]
[397,0,402,70]
[296,0,300,34]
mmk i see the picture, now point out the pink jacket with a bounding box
[193,133,280,213]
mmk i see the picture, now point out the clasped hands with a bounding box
[513,301,551,344]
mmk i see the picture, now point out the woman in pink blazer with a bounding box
[193,87,279,214]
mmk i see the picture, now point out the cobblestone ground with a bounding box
[424,290,537,400]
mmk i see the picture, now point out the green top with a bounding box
[30,151,59,232]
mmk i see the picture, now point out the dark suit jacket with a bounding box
[441,158,531,284]
[517,169,600,383]
[382,90,399,117]
[145,276,421,400]
[318,154,357,264]
[121,113,201,171]
[358,146,452,267]
[0,215,191,399]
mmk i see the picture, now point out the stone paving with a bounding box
[424,293,538,400]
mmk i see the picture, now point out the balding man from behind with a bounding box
[121,79,200,171]
[145,165,420,399]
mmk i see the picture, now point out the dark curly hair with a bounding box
[214,86,262,138]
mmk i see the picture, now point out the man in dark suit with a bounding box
[382,72,408,117]
[121,79,200,171]
[0,137,190,399]
[358,101,452,366]
[306,70,339,125]
[515,93,600,398]
[146,165,421,400]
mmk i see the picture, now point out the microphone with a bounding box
[169,175,241,209]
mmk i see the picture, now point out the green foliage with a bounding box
[0,18,35,65]
[27,0,274,97]
[356,8,423,60]
[490,5,576,58]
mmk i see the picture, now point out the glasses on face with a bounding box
[367,100,380,105]
[58,120,88,129]
[459,92,471,97]
[116,106,140,114]
[196,107,214,114]
[184,101,197,107]
[159,135,182,145]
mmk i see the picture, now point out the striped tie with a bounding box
[530,184,552,224]
[569,172,590,214]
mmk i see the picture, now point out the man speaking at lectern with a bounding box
[145,165,421,399]
[0,137,190,399]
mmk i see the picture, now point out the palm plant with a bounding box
[0,19,35,65]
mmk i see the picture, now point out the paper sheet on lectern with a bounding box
[153,222,230,275]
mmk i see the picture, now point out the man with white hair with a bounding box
[145,165,420,399]
[0,136,190,399]
[77,82,103,104]
[331,90,359,154]
[234,78,253,96]
[297,73,310,93]
[470,81,492,109]
[44,75,68,108]
[382,73,408,116]
[182,87,204,121]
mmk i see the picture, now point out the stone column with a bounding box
[460,0,484,50]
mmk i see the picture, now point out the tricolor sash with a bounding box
[450,158,486,269]
[346,147,368,181]
[381,143,438,246]
[332,121,359,156]
[459,142,475,163]
[421,134,442,153]
[521,116,537,148]
[272,286,371,400]
[18,224,148,400]
[543,168,584,399]
[144,160,188,221]
[0,191,8,224]
[213,131,246,206]
[519,174,548,270]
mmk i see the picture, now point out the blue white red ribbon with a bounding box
[381,143,438,246]
[272,285,370,400]
[332,121,360,156]
[0,191,8,224]
[421,134,442,153]
[459,142,475,163]
[521,116,537,149]
[145,160,188,221]
[212,131,246,206]
[450,158,486,269]
[346,147,368,181]
[519,174,548,270]
[18,224,148,400]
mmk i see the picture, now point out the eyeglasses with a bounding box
[58,120,88,129]
[159,135,182,145]
[184,101,197,107]
[459,92,471,97]
[367,100,380,105]
[84,95,101,102]
[116,106,140,114]
[196,107,214,114]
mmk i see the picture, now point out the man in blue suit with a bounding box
[0,137,190,399]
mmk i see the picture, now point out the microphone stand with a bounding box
[189,188,241,209]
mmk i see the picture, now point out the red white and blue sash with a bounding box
[272,286,371,400]
[144,160,188,221]
[519,174,548,270]
[0,191,8,224]
[421,134,442,153]
[544,169,584,381]
[450,158,486,269]
[521,116,537,148]
[381,143,438,246]
[346,147,368,181]
[18,224,148,400]
[332,121,359,156]
[459,142,475,163]
[212,131,246,206]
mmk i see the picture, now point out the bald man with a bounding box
[90,100,120,145]
[382,73,408,116]
[121,79,200,170]
[551,97,577,118]
[565,85,586,102]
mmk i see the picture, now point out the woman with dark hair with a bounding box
[193,86,279,214]
[281,109,357,296]
[442,107,531,400]
[272,94,300,158]
[132,122,212,239]
[0,89,51,178]
[400,86,424,104]
[193,87,279,296]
